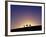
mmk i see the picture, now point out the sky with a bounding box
[11,5,42,29]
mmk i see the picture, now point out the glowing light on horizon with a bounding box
[12,17,41,29]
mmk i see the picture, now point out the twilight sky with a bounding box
[11,5,42,29]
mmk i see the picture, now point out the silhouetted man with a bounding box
[29,24,31,27]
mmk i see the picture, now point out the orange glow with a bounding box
[12,17,41,29]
